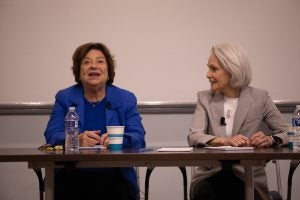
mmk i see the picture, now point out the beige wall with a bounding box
[0,0,300,103]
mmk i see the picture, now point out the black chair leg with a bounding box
[287,160,300,200]
[145,167,154,200]
[179,167,188,200]
[33,168,45,200]
[144,167,187,200]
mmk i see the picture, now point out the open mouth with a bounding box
[209,79,216,84]
[88,72,100,77]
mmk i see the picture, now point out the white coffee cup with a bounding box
[107,126,125,151]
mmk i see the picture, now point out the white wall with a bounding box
[0,1,300,199]
[0,0,300,103]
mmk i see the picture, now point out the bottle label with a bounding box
[65,120,78,128]
[292,118,300,126]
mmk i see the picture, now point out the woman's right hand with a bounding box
[207,137,228,146]
[79,130,101,147]
[208,134,250,147]
[227,134,250,147]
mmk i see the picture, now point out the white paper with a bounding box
[204,146,254,151]
[157,147,193,152]
[79,145,107,150]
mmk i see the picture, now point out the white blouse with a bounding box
[224,96,239,137]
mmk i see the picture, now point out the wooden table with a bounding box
[1,147,299,200]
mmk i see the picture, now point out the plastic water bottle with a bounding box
[287,124,294,150]
[65,107,79,152]
[292,105,300,150]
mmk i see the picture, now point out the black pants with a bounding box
[54,168,135,200]
[190,169,261,200]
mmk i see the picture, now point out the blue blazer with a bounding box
[44,84,146,197]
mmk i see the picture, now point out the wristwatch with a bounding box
[270,135,282,146]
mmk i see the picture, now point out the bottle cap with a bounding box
[69,107,75,111]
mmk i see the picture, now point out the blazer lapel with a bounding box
[106,106,119,125]
[210,92,226,136]
[105,85,122,125]
[232,87,253,135]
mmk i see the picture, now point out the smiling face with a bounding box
[79,49,108,90]
[206,52,232,94]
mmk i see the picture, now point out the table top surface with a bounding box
[0,147,300,163]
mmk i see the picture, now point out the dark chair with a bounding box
[33,167,142,200]
[144,166,187,200]
[190,159,297,200]
[287,160,300,200]
[269,159,300,200]
[269,160,283,200]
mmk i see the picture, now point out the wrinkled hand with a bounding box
[79,130,101,147]
[100,133,109,147]
[208,135,249,147]
[228,134,250,147]
[249,131,273,148]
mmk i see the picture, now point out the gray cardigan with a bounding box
[188,86,288,200]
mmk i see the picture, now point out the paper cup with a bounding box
[107,126,125,151]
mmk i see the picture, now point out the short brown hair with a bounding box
[72,42,115,85]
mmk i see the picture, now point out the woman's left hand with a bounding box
[228,134,250,147]
[100,133,109,147]
[249,131,273,148]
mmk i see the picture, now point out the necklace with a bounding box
[224,97,239,119]
[226,109,231,118]
[89,100,101,108]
